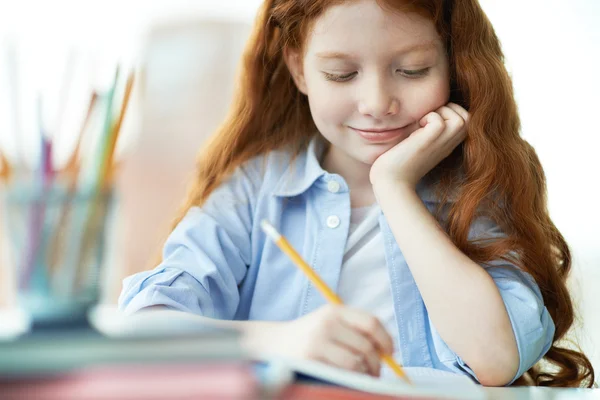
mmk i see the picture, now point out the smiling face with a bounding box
[286,0,451,171]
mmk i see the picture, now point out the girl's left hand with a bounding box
[369,102,469,189]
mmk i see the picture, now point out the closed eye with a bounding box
[323,71,357,82]
[397,68,430,78]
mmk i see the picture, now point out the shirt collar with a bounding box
[272,135,327,198]
[271,135,453,203]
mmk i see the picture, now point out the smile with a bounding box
[349,125,411,142]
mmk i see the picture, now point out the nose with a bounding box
[357,76,399,119]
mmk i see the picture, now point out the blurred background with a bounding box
[0,0,598,376]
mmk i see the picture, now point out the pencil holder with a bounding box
[0,182,116,332]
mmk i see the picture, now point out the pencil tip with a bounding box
[260,219,280,241]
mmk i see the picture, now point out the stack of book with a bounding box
[0,307,260,400]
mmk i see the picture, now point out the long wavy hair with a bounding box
[170,0,594,387]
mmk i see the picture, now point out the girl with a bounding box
[119,0,595,387]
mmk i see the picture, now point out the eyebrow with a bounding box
[316,42,438,60]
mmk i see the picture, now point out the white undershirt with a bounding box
[337,204,402,366]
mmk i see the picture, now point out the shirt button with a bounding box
[326,215,340,229]
[327,180,341,193]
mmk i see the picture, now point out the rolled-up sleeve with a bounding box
[487,263,555,384]
[118,159,263,318]
[441,217,555,385]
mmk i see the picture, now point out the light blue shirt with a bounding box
[119,136,554,385]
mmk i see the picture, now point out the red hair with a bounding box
[171,0,595,387]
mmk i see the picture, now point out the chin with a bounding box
[364,143,398,164]
[356,150,384,166]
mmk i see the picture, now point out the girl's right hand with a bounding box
[250,305,395,377]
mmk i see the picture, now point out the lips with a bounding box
[349,125,411,142]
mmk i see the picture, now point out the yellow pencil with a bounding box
[260,219,412,384]
[0,151,13,182]
[99,69,135,187]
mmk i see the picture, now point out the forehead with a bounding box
[305,0,443,57]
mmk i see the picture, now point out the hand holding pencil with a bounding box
[261,220,412,383]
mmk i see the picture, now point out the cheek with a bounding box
[405,79,450,120]
[307,82,354,125]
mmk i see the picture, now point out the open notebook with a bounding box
[259,357,487,400]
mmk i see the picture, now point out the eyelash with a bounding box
[323,68,430,82]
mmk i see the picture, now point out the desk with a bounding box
[280,383,599,400]
[1,308,598,400]
[484,386,599,400]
